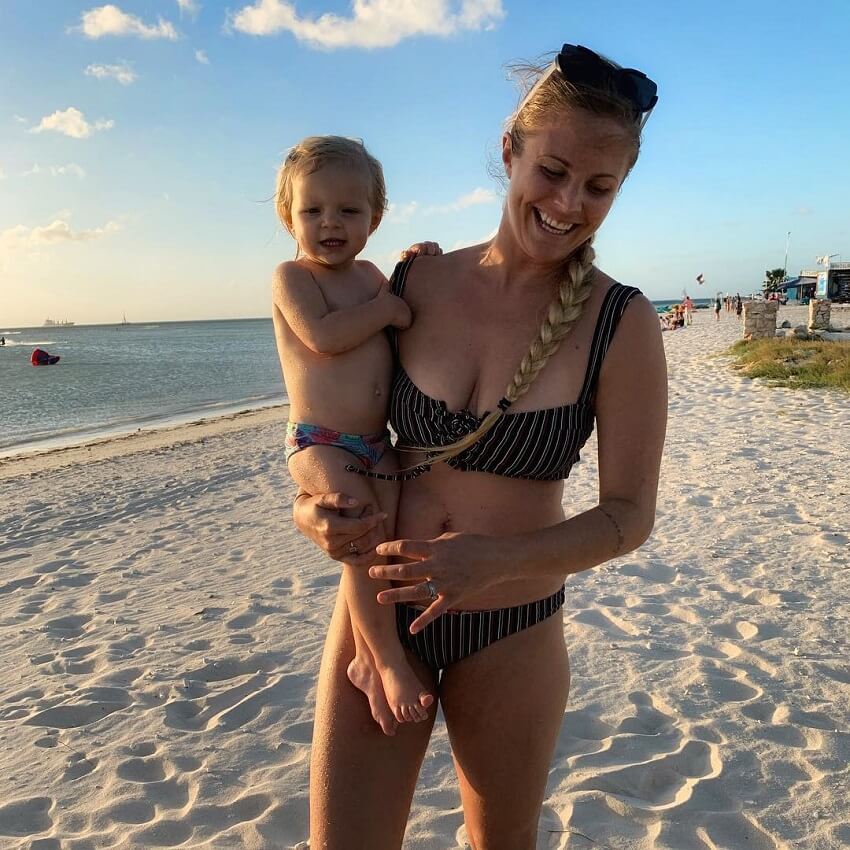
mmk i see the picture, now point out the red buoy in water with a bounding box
[31,347,60,366]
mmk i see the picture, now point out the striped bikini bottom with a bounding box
[395,585,565,670]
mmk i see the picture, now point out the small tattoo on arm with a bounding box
[597,505,625,556]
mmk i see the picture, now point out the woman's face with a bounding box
[501,110,635,265]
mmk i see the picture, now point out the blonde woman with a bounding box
[293,43,667,849]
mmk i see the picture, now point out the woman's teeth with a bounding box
[534,208,576,235]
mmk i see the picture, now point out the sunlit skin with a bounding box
[287,164,379,270]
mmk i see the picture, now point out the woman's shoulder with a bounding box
[394,244,485,299]
[590,270,658,345]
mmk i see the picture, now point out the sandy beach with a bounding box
[1,306,848,850]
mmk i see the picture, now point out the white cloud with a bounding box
[425,187,497,215]
[22,163,86,178]
[451,226,498,251]
[30,108,114,139]
[85,62,137,84]
[228,0,505,49]
[0,218,121,255]
[14,115,27,124]
[194,49,210,64]
[385,201,419,224]
[76,5,178,39]
[177,0,201,16]
[386,188,497,222]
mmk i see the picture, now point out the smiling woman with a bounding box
[291,44,667,849]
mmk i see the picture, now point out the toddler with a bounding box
[271,136,434,734]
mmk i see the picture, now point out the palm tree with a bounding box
[763,268,785,295]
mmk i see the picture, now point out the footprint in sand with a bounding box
[41,613,92,639]
[620,561,677,583]
[0,796,54,836]
[22,686,131,729]
[0,574,42,595]
[63,752,98,781]
[225,601,283,630]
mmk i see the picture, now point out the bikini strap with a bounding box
[577,283,642,406]
[389,255,417,298]
[386,255,417,360]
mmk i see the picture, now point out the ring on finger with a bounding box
[424,580,438,600]
[349,541,359,556]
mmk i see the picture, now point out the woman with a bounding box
[292,44,667,849]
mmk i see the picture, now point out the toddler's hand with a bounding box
[401,241,443,260]
[390,294,412,330]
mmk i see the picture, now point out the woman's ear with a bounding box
[501,132,513,179]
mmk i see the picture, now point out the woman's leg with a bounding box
[310,585,437,849]
[439,612,570,850]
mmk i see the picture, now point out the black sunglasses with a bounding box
[556,44,658,123]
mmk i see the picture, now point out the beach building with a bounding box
[779,259,850,304]
[778,275,816,304]
[807,259,849,303]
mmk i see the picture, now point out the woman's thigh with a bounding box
[310,585,438,850]
[439,613,570,850]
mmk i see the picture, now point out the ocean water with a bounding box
[1,299,709,456]
[0,320,285,456]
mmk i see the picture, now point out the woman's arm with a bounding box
[370,295,668,631]
[293,490,388,566]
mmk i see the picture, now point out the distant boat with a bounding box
[117,314,131,328]
[44,318,75,327]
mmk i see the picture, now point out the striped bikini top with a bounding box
[387,257,641,481]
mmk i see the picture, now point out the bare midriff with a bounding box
[394,457,568,610]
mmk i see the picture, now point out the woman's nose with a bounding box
[554,182,583,216]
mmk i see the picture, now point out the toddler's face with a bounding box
[289,164,376,268]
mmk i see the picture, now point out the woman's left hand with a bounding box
[369,532,507,633]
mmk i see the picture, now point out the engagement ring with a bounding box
[425,580,438,600]
[349,542,359,556]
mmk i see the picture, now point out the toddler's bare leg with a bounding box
[288,446,433,729]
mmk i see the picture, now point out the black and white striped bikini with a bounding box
[378,257,640,669]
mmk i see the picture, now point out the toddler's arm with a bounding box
[272,261,410,355]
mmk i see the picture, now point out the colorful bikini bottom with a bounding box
[285,421,389,470]
[395,585,566,670]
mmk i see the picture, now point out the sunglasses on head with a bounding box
[556,44,658,125]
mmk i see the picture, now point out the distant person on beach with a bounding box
[735,292,742,318]
[683,295,693,325]
[714,294,722,321]
[291,44,666,848]
[0,336,5,346]
[271,136,442,731]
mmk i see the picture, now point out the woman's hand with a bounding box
[368,532,508,633]
[293,492,387,567]
[400,241,443,260]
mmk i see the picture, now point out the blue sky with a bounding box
[2,0,849,326]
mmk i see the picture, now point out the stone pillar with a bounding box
[808,299,831,332]
[742,301,779,340]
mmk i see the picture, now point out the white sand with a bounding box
[0,308,847,849]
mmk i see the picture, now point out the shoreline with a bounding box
[0,403,289,481]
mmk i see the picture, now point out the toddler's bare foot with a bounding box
[378,661,434,724]
[347,649,397,736]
